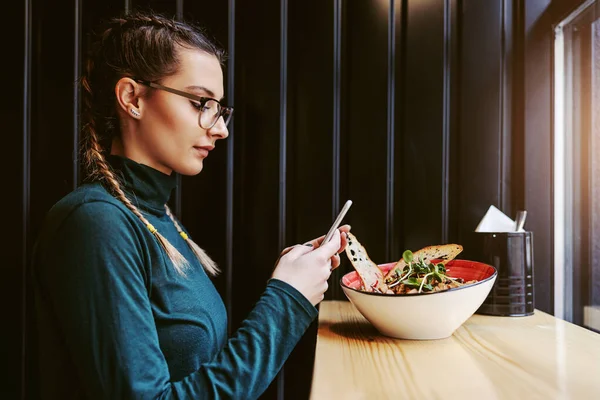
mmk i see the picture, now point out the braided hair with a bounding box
[80,12,224,276]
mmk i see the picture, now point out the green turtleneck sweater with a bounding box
[32,155,318,400]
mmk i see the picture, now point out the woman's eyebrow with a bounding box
[185,85,224,101]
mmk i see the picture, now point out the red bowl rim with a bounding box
[339,259,497,297]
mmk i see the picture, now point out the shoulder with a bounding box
[55,182,125,211]
[40,183,144,242]
[34,184,152,280]
[33,185,155,301]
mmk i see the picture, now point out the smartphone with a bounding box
[322,200,352,245]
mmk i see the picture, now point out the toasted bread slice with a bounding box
[383,244,463,284]
[344,233,388,293]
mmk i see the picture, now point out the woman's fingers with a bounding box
[338,224,351,235]
[338,231,349,254]
[304,224,351,248]
[330,254,341,270]
[303,235,325,249]
[282,243,315,261]
[276,224,350,270]
[310,230,341,261]
[279,246,294,257]
[304,224,351,252]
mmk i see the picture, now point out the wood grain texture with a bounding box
[310,301,600,399]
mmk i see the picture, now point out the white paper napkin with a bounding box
[475,205,526,232]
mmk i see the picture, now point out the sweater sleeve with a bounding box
[35,201,318,400]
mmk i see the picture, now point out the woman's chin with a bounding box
[175,160,204,176]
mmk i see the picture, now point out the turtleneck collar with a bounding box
[105,155,177,215]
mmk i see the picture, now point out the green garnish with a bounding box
[389,253,453,293]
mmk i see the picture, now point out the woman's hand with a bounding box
[275,224,351,271]
[271,226,350,306]
[301,224,350,270]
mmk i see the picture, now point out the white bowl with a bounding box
[340,260,497,340]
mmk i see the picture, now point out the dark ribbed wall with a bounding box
[6,0,575,398]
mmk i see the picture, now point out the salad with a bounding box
[343,232,477,295]
[383,250,476,294]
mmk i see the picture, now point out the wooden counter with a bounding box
[310,301,600,399]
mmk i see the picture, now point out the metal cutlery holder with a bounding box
[472,232,535,316]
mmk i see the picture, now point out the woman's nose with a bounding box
[208,116,229,139]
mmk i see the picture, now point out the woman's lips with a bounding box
[193,146,214,157]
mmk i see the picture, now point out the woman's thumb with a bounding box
[313,229,341,259]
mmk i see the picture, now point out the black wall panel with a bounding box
[7,0,565,399]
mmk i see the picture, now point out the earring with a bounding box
[130,108,140,117]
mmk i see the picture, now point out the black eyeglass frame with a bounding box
[134,79,233,129]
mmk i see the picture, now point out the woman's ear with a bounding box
[115,77,143,118]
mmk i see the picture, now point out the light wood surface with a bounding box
[310,301,600,399]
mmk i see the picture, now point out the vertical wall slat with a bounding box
[73,0,82,189]
[498,0,507,211]
[283,0,335,396]
[328,0,343,299]
[276,0,288,398]
[173,1,183,219]
[231,0,279,317]
[30,0,81,244]
[457,0,504,260]
[231,1,281,396]
[27,9,86,399]
[279,0,288,254]
[394,0,407,261]
[402,0,446,250]
[176,0,182,20]
[226,0,235,337]
[441,0,452,244]
[502,0,517,215]
[21,2,32,399]
[386,0,396,261]
[340,0,389,278]
[512,0,525,215]
[524,0,555,314]
[333,0,342,225]
[448,0,461,244]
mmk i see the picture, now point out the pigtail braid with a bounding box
[80,38,190,276]
[165,206,220,276]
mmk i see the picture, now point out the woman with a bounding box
[32,12,349,399]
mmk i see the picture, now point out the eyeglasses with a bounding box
[134,79,233,130]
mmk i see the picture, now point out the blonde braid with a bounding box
[80,54,189,276]
[165,206,220,276]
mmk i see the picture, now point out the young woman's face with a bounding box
[125,48,228,176]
